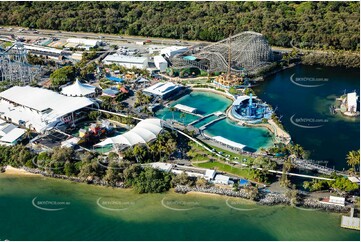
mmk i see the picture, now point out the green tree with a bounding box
[172,171,193,186]
[346,150,360,172]
[64,161,76,177]
[103,162,123,186]
[50,66,76,88]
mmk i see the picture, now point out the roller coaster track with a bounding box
[171,31,273,72]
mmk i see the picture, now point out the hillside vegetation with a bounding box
[0,1,359,51]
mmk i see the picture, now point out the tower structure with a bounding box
[0,42,37,84]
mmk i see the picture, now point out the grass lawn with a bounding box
[1,41,13,47]
[207,144,255,164]
[188,141,255,165]
[193,161,254,180]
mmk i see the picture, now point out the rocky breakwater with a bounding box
[175,185,350,213]
[175,185,252,199]
[258,193,290,205]
[302,198,350,212]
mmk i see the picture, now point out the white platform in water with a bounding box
[174,104,196,113]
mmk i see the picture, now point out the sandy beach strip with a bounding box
[185,191,225,198]
[3,166,41,176]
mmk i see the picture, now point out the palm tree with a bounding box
[169,106,176,121]
[24,128,33,140]
[180,112,186,124]
[346,150,360,172]
[293,144,305,158]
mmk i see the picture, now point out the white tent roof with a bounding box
[0,86,94,115]
[61,79,96,97]
[95,118,163,148]
[0,86,95,132]
[213,136,246,150]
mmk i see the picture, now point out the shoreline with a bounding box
[175,185,351,213]
[186,190,224,198]
[2,165,41,176]
[226,105,291,145]
[190,87,235,102]
[0,166,351,214]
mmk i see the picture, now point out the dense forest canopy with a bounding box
[0,1,359,50]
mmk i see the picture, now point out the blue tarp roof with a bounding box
[107,76,124,83]
[239,179,249,186]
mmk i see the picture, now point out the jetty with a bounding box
[292,158,348,176]
[341,208,360,230]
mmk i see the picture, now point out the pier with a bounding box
[292,158,348,176]
[341,208,360,230]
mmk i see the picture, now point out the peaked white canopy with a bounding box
[61,79,96,97]
[95,118,163,148]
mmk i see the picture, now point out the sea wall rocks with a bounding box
[302,198,349,212]
[175,185,252,199]
[175,185,350,213]
[258,193,290,205]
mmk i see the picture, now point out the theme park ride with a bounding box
[0,42,39,84]
[170,31,273,86]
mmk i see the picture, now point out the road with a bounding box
[0,25,311,53]
[0,26,202,47]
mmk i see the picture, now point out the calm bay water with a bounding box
[0,174,359,241]
[254,65,360,169]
